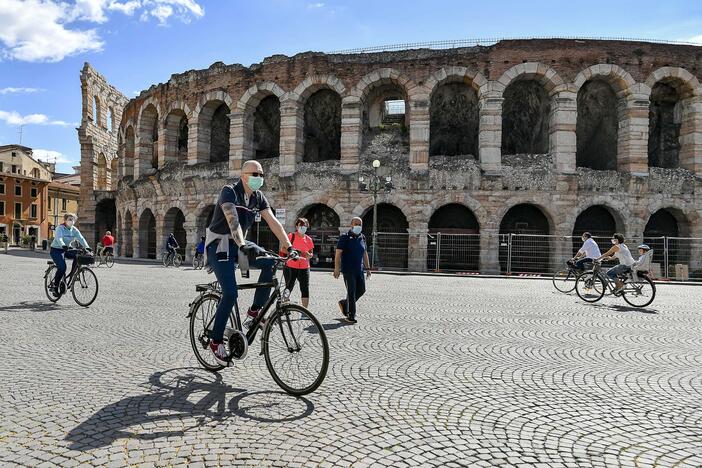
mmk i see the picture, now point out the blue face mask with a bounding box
[352,225,362,235]
[247,175,264,191]
[297,226,307,235]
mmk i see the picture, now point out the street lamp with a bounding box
[358,159,394,269]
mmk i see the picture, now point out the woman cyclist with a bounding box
[49,213,91,295]
[595,232,635,295]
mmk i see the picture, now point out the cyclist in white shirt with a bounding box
[595,232,636,294]
[570,232,601,270]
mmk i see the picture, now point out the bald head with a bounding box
[242,160,263,173]
[351,217,362,227]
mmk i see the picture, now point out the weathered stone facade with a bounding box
[80,39,702,273]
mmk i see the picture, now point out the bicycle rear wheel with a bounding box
[552,269,576,293]
[622,276,656,308]
[575,272,606,303]
[263,304,329,396]
[106,254,114,268]
[189,292,226,372]
[44,266,60,303]
[71,267,99,307]
[174,254,182,267]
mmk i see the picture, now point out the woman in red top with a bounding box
[283,218,314,308]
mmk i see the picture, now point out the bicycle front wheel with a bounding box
[263,304,329,396]
[622,276,656,308]
[44,266,60,302]
[174,254,182,267]
[71,267,99,307]
[106,254,114,268]
[575,272,606,303]
[189,292,226,372]
[162,254,169,267]
[552,269,576,293]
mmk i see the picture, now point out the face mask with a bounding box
[297,226,307,235]
[352,226,362,235]
[611,239,618,245]
[247,175,264,191]
[581,238,587,242]
[65,220,74,228]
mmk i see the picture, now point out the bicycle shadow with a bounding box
[0,300,62,312]
[589,303,659,314]
[305,318,352,334]
[65,367,315,451]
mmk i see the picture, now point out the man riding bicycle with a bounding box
[49,213,91,295]
[205,160,297,364]
[195,236,205,260]
[569,231,601,271]
[165,233,179,264]
[100,230,115,256]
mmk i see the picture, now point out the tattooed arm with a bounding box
[221,202,246,247]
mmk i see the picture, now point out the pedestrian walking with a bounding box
[333,217,371,324]
[281,217,314,308]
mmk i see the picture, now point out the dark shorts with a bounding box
[284,267,310,298]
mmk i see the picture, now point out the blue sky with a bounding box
[1,0,702,173]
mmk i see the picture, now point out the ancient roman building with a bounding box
[81,39,702,274]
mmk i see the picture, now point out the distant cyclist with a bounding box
[49,213,91,295]
[165,233,179,263]
[194,236,205,262]
[205,160,297,363]
[569,232,601,271]
[595,232,635,294]
[101,230,115,256]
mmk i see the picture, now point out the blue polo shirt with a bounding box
[208,180,270,236]
[336,231,367,273]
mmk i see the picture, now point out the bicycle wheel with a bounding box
[174,254,182,267]
[575,272,606,303]
[622,276,656,308]
[44,266,60,303]
[263,304,329,396]
[552,269,576,293]
[192,256,199,269]
[189,292,226,372]
[71,267,99,307]
[106,254,114,268]
[162,254,169,267]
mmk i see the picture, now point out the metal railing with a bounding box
[365,232,702,280]
[330,36,701,55]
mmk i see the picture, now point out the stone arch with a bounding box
[96,153,107,190]
[123,125,136,177]
[292,74,346,102]
[236,82,285,161]
[163,207,187,255]
[572,64,636,96]
[644,206,693,268]
[576,79,620,170]
[302,88,342,162]
[298,203,341,268]
[137,102,160,174]
[195,90,234,163]
[93,95,101,126]
[352,69,417,129]
[564,197,630,236]
[138,208,157,259]
[428,69,484,157]
[645,68,701,169]
[498,202,552,273]
[164,108,189,163]
[361,202,409,270]
[427,202,481,272]
[497,64,563,156]
[293,194,346,225]
[422,195,489,231]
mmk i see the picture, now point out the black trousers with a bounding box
[284,266,310,298]
[342,270,366,320]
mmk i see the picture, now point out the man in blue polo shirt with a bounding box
[334,217,371,324]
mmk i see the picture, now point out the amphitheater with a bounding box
[77,38,702,276]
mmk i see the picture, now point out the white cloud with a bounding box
[0,87,45,94]
[307,2,325,8]
[33,148,78,165]
[0,110,75,127]
[0,0,204,62]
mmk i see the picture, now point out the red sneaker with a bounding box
[209,341,229,363]
[247,307,260,319]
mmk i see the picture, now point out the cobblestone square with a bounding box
[1,252,701,467]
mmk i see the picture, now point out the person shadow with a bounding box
[0,301,62,312]
[65,367,315,451]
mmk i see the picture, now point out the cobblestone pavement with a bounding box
[1,251,701,467]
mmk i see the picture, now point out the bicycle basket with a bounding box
[77,254,95,265]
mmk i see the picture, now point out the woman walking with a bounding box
[283,218,315,308]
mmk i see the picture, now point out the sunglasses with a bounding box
[245,172,265,177]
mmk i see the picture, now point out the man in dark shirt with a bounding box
[206,160,296,363]
[334,217,371,324]
[165,233,179,263]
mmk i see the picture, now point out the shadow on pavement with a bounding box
[590,303,659,314]
[0,301,62,312]
[65,367,315,451]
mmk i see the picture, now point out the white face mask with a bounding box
[297,226,307,235]
[65,219,75,228]
[611,239,617,245]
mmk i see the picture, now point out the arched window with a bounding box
[501,81,550,155]
[253,95,280,159]
[576,80,619,170]
[430,82,479,158]
[303,89,341,162]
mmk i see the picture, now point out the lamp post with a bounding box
[358,159,394,269]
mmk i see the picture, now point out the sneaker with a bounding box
[338,300,348,318]
[209,341,229,364]
[344,316,357,324]
[247,307,260,319]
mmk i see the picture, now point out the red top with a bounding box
[285,232,314,269]
[102,235,114,247]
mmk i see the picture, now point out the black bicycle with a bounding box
[187,250,329,396]
[44,247,99,307]
[162,249,182,267]
[575,260,656,307]
[552,259,592,293]
[192,252,204,270]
